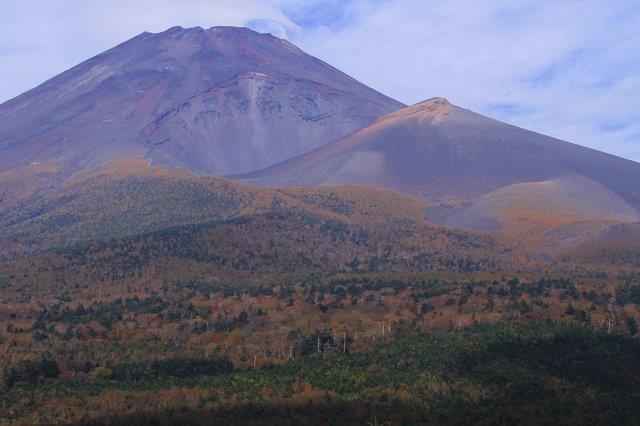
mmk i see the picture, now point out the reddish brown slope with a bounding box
[241,98,640,206]
[241,98,640,217]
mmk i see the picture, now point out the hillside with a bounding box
[0,160,427,257]
[242,98,640,207]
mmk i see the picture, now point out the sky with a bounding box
[0,0,638,162]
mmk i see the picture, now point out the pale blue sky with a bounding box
[1,0,638,162]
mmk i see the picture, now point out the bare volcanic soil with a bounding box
[0,26,403,177]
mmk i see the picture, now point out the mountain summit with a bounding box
[0,26,403,177]
[241,98,640,237]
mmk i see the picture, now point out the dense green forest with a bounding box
[2,323,639,425]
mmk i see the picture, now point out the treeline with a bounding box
[109,357,234,382]
[3,359,60,388]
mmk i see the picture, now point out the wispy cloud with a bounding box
[276,0,640,162]
[0,0,295,103]
[0,0,638,162]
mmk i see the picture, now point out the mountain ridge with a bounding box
[238,97,640,254]
[240,98,640,211]
[0,26,403,178]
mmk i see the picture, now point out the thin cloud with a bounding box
[0,0,295,103]
[277,0,640,161]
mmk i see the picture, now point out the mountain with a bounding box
[2,26,638,263]
[0,26,403,181]
[240,98,640,246]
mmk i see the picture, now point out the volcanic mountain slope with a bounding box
[0,26,403,181]
[241,98,640,243]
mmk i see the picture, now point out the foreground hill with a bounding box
[0,208,507,304]
[0,160,428,256]
[0,26,402,180]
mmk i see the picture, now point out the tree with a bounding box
[4,359,60,388]
[626,317,638,335]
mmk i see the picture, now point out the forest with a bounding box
[0,172,639,425]
[1,258,639,424]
